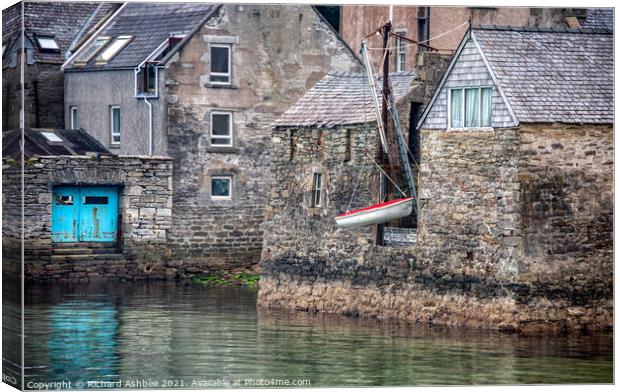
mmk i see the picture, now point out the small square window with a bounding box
[41,131,63,142]
[211,176,232,199]
[35,35,59,51]
[449,87,492,129]
[210,111,233,147]
[210,44,231,84]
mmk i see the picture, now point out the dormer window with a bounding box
[95,35,132,64]
[35,35,59,51]
[136,62,158,97]
[73,36,111,66]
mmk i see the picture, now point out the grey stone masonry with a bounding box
[2,155,173,280]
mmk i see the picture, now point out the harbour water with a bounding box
[3,280,613,388]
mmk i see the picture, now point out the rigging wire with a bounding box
[365,21,469,51]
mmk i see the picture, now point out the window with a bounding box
[449,87,492,129]
[110,106,121,144]
[417,7,430,53]
[73,36,111,65]
[41,131,63,142]
[84,196,108,205]
[136,63,158,96]
[210,44,231,84]
[311,173,323,207]
[35,35,59,51]
[55,195,73,205]
[95,35,132,64]
[70,106,78,130]
[210,111,233,147]
[211,176,232,199]
[395,31,407,72]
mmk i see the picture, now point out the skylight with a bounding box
[95,35,132,64]
[41,132,63,142]
[73,36,111,65]
[35,35,59,51]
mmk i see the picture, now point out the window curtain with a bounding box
[450,89,463,128]
[480,88,492,127]
[464,88,479,127]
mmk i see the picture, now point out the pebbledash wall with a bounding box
[2,155,175,280]
[259,123,613,333]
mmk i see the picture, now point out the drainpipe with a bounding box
[143,97,153,155]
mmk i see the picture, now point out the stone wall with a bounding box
[164,4,361,270]
[259,123,613,334]
[2,62,65,131]
[2,155,173,280]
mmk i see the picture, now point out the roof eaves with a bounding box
[158,4,222,65]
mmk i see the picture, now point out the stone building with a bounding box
[339,6,611,73]
[259,25,613,334]
[63,2,361,272]
[2,1,118,130]
[2,128,173,280]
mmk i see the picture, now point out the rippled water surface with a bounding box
[3,281,613,388]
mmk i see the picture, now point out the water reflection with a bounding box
[7,281,613,388]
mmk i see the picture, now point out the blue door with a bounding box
[79,187,119,242]
[51,187,80,242]
[51,186,119,243]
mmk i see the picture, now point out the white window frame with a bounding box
[311,172,323,208]
[95,35,132,64]
[448,86,493,129]
[211,175,232,200]
[70,106,78,130]
[73,36,111,66]
[395,30,407,72]
[110,106,121,145]
[35,35,59,51]
[210,111,233,147]
[209,44,231,85]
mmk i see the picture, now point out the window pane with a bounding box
[96,35,131,63]
[211,113,230,136]
[450,89,463,128]
[481,87,492,127]
[37,37,59,50]
[211,178,231,197]
[71,108,77,129]
[84,196,108,205]
[74,37,110,64]
[211,46,229,73]
[465,88,479,127]
[113,109,120,132]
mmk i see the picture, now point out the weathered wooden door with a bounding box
[51,186,119,243]
[78,187,119,242]
[51,187,80,242]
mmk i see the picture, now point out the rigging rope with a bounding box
[365,21,469,51]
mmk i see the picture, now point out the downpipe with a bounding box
[143,96,153,155]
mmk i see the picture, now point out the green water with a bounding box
[3,281,613,388]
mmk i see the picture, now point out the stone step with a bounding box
[53,242,118,249]
[52,248,93,255]
[50,253,125,262]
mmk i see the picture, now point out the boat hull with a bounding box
[335,197,414,229]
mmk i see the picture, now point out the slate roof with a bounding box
[581,8,614,30]
[472,25,613,124]
[2,128,111,160]
[275,72,416,128]
[2,1,116,64]
[66,2,218,70]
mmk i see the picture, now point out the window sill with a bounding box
[108,144,121,149]
[447,126,494,132]
[203,82,238,89]
[135,94,158,99]
[206,146,238,154]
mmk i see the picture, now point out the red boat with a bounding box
[335,197,414,229]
